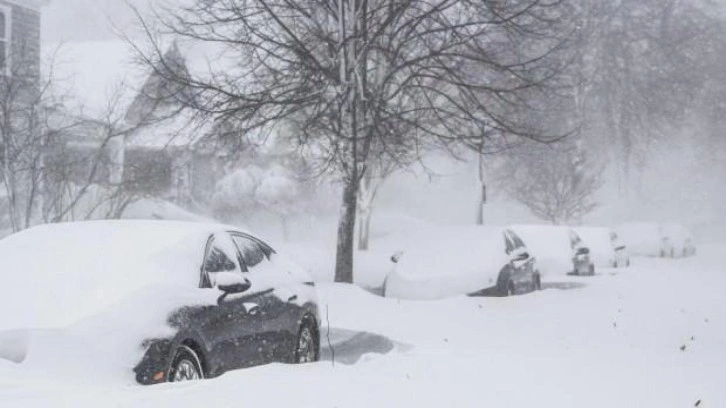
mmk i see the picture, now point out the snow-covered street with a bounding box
[1,245,723,407]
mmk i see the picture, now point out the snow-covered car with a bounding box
[662,224,696,257]
[383,226,540,300]
[511,225,595,276]
[574,227,630,268]
[0,221,320,385]
[616,223,676,258]
[610,231,631,267]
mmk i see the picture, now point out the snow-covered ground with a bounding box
[0,242,723,407]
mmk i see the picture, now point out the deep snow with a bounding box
[0,243,723,407]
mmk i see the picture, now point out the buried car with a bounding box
[0,221,320,384]
[662,224,697,258]
[574,227,631,269]
[615,222,675,258]
[511,225,595,277]
[383,226,540,300]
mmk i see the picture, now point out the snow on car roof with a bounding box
[394,226,509,280]
[0,220,246,330]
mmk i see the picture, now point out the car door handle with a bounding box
[287,295,298,303]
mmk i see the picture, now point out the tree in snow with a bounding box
[566,0,718,192]
[213,164,302,241]
[132,0,574,282]
[496,141,602,225]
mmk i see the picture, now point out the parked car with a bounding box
[662,224,697,257]
[610,231,631,267]
[511,225,595,276]
[383,226,540,300]
[0,221,320,385]
[615,222,691,258]
[574,227,630,268]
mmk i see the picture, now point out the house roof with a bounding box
[49,40,146,119]
[1,0,50,11]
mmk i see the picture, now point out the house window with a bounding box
[0,5,10,74]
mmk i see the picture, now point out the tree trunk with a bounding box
[334,176,359,283]
[358,207,372,251]
[475,153,486,225]
[280,214,290,242]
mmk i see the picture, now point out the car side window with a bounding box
[510,232,526,249]
[200,235,241,288]
[503,232,516,255]
[231,234,269,270]
[205,246,237,273]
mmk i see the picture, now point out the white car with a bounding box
[661,224,696,257]
[511,225,595,276]
[383,226,540,300]
[616,223,693,258]
[574,227,630,268]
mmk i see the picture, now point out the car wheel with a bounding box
[169,345,204,382]
[295,320,318,364]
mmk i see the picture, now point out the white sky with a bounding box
[42,0,726,44]
[42,0,152,43]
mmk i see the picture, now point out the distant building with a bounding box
[0,0,47,79]
[48,40,245,209]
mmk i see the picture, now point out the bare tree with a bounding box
[571,0,717,191]
[131,0,573,282]
[497,141,602,225]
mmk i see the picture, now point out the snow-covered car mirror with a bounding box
[215,272,252,303]
[511,251,530,262]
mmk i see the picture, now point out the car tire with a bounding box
[168,345,204,382]
[294,319,319,364]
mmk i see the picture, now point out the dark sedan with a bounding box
[0,221,320,385]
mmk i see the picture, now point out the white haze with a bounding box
[41,0,726,243]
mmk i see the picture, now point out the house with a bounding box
[50,40,249,211]
[0,0,47,78]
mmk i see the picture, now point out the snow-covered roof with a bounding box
[0,220,246,330]
[48,40,146,119]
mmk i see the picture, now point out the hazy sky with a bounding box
[43,0,726,44]
[43,0,152,43]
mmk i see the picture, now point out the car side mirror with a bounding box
[615,245,626,251]
[576,247,590,256]
[390,251,403,264]
[512,252,529,262]
[215,272,252,304]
